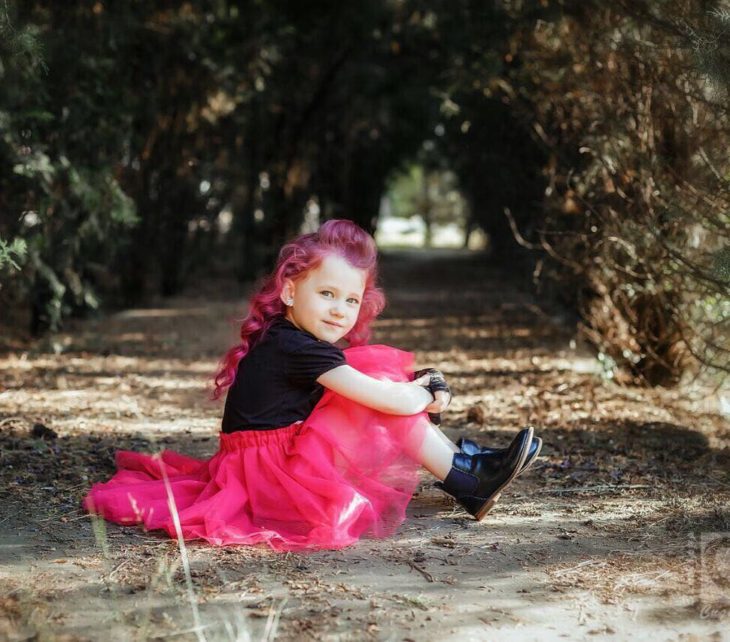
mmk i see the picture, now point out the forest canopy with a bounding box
[0,0,728,385]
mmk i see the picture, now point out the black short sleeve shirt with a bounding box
[221,316,346,432]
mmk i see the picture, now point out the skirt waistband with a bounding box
[219,423,302,451]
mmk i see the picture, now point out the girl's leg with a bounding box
[415,422,459,481]
[430,423,460,454]
[410,420,535,521]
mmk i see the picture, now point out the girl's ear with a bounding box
[280,279,295,306]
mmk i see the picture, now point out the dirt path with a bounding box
[1,249,728,641]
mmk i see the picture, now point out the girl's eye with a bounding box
[321,290,333,298]
[347,298,360,305]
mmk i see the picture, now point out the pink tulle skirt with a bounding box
[82,345,429,551]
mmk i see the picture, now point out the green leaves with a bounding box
[712,246,730,284]
[0,237,27,272]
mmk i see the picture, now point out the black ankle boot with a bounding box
[457,431,543,475]
[438,427,533,521]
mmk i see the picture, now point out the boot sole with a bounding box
[473,427,533,521]
[517,437,543,476]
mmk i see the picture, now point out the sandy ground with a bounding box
[1,249,728,642]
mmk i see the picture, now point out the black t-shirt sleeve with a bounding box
[286,337,346,386]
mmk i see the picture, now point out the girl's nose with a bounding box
[331,302,345,317]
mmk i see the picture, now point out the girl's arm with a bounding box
[317,364,435,415]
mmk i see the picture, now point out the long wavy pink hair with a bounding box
[212,219,385,400]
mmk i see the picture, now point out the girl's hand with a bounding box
[413,369,452,424]
[425,393,450,415]
[413,372,451,412]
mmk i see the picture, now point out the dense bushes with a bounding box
[504,1,729,383]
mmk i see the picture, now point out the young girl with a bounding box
[83,220,541,551]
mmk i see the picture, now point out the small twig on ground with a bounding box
[541,484,652,495]
[107,558,130,581]
[154,624,214,639]
[551,560,609,577]
[407,561,435,583]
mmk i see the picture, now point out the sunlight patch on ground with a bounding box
[114,307,212,319]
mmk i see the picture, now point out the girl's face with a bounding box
[282,254,366,344]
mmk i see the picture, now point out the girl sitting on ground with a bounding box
[83,219,541,551]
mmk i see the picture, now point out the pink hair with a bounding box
[212,219,385,400]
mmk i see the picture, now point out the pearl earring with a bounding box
[286,298,294,306]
